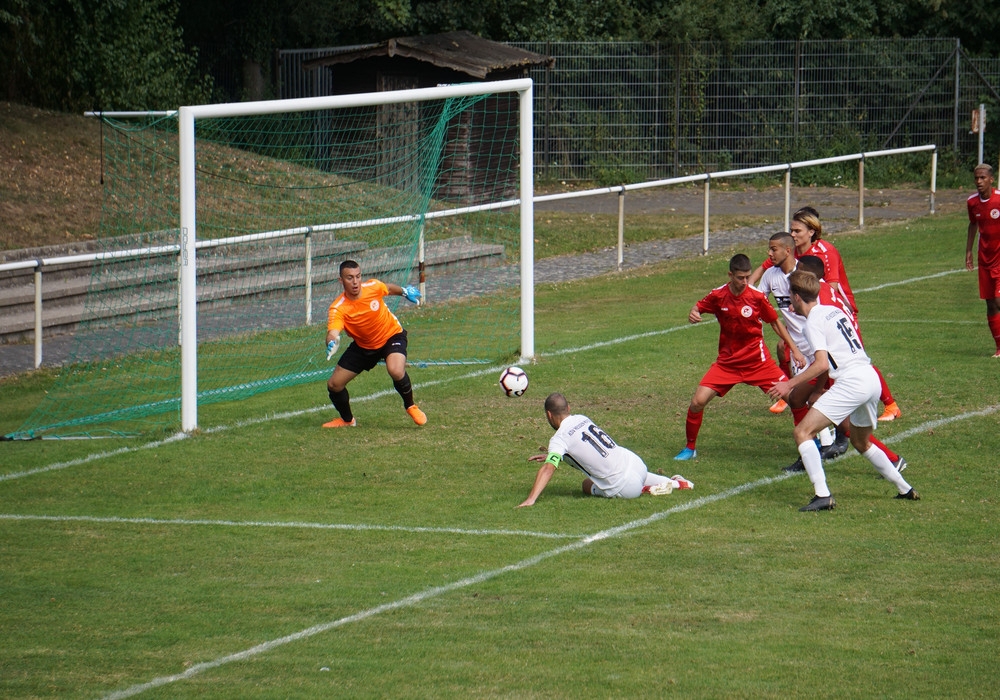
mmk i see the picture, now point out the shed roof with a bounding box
[302,31,553,79]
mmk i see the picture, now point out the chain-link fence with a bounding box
[277,39,1000,181]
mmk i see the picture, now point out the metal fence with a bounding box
[280,39,999,181]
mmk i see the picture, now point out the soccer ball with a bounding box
[499,366,529,397]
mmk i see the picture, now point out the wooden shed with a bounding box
[302,31,553,203]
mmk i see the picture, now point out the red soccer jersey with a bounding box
[696,284,777,370]
[802,239,856,314]
[967,188,1000,269]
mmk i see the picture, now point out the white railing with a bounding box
[0,144,937,370]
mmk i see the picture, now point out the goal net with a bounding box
[10,79,534,439]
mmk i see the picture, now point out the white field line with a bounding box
[98,401,1000,699]
[0,513,580,540]
[1,323,702,483]
[0,265,970,483]
[99,472,793,700]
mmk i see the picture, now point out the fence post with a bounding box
[304,229,313,325]
[858,157,865,229]
[784,167,792,231]
[953,39,961,153]
[617,188,626,271]
[34,266,42,368]
[930,149,938,215]
[703,176,711,254]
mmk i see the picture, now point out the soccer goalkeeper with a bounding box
[323,260,426,427]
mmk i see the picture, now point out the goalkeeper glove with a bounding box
[326,338,339,361]
[402,285,421,304]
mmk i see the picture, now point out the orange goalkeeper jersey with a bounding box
[327,279,402,350]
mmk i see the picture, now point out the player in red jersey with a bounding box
[752,207,902,422]
[966,164,1000,357]
[323,260,426,428]
[674,254,804,460]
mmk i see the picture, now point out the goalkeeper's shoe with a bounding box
[322,417,356,428]
[406,405,428,426]
[769,399,788,414]
[878,401,901,422]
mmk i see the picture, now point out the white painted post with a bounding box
[519,83,534,362]
[930,149,938,215]
[33,267,42,368]
[179,107,199,433]
[304,230,313,325]
[784,168,791,232]
[702,177,711,254]
[617,188,625,271]
[858,158,865,229]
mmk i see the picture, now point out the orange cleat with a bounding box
[406,405,427,426]
[769,399,788,414]
[878,401,901,422]
[322,417,356,428]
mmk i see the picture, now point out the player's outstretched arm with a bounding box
[966,221,978,271]
[688,305,703,324]
[519,461,556,507]
[325,331,340,361]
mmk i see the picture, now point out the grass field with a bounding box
[1,211,999,698]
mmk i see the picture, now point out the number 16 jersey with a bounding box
[548,414,642,496]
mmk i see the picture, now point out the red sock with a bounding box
[988,314,1000,354]
[777,344,791,380]
[869,435,898,463]
[873,365,894,405]
[685,408,703,450]
[791,405,809,425]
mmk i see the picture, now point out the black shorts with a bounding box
[337,330,408,374]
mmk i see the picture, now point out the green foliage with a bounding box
[1,0,211,111]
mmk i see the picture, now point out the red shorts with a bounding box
[699,361,787,397]
[979,260,1000,300]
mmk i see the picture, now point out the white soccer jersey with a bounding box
[758,265,810,358]
[548,414,638,496]
[804,303,871,379]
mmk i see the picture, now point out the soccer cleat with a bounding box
[406,404,428,426]
[799,494,836,511]
[893,456,908,473]
[645,481,675,496]
[670,475,694,490]
[782,457,805,473]
[895,488,920,500]
[673,447,697,461]
[878,401,901,422]
[769,399,788,414]
[820,434,850,460]
[322,417,356,428]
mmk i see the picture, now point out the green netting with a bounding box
[11,90,524,439]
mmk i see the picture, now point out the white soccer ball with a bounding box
[499,366,529,397]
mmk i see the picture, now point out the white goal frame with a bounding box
[177,79,535,432]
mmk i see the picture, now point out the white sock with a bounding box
[798,439,830,497]
[863,445,912,493]
[818,427,834,447]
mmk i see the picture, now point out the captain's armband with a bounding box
[544,452,562,468]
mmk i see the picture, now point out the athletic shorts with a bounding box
[978,260,1000,299]
[699,361,787,397]
[337,330,408,374]
[811,365,880,429]
[585,449,649,499]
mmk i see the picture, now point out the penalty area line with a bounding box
[99,472,790,700]
[0,513,582,540]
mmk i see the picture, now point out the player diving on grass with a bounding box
[767,270,919,511]
[673,253,805,461]
[323,259,426,428]
[518,393,692,507]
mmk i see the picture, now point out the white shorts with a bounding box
[811,365,880,429]
[587,449,648,499]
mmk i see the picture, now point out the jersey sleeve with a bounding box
[758,293,778,323]
[326,298,345,333]
[696,289,719,314]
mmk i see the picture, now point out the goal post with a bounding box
[10,79,534,440]
[179,79,536,432]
